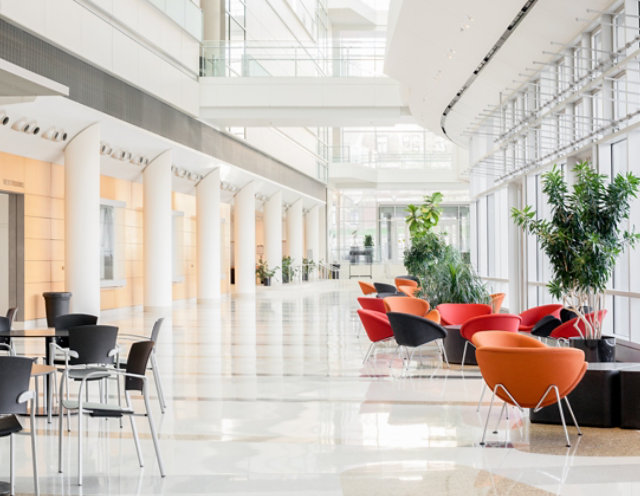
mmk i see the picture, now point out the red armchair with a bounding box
[357,309,395,364]
[549,310,607,339]
[518,304,563,332]
[459,314,522,368]
[358,297,386,314]
[436,303,492,326]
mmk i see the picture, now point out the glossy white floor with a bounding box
[7,280,640,495]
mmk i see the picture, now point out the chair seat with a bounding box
[60,399,133,415]
[0,415,23,437]
[67,368,113,381]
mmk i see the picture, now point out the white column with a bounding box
[64,123,101,315]
[507,180,523,313]
[287,199,303,269]
[305,206,320,261]
[318,204,327,262]
[234,182,256,294]
[143,150,173,309]
[264,191,282,284]
[196,168,221,301]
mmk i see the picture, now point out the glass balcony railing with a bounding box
[200,41,386,78]
[148,0,202,40]
[329,146,455,169]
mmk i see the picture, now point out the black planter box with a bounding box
[619,367,640,428]
[442,325,477,366]
[530,364,624,428]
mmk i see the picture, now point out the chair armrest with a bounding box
[17,390,34,404]
[108,345,121,358]
[50,342,78,359]
[118,334,149,341]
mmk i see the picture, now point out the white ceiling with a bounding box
[385,0,617,145]
[0,95,323,208]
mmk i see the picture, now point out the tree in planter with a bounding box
[363,234,374,263]
[255,257,277,286]
[403,193,489,306]
[512,162,640,339]
[302,258,315,281]
[281,255,297,283]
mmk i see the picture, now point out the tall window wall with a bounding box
[468,0,640,343]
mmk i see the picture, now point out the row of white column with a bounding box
[63,122,321,313]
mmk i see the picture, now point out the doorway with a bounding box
[0,191,24,321]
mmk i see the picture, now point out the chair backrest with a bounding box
[460,314,522,341]
[383,296,429,316]
[387,312,447,348]
[358,281,377,295]
[54,313,98,331]
[125,341,155,393]
[398,285,419,297]
[560,306,592,323]
[357,309,394,343]
[476,346,587,408]
[68,325,118,365]
[425,309,441,324]
[5,307,17,328]
[394,276,418,290]
[150,318,164,343]
[358,297,386,313]
[436,303,492,325]
[0,316,9,332]
[518,304,563,327]
[374,282,397,294]
[472,330,546,349]
[549,310,607,339]
[490,293,505,313]
[0,356,34,414]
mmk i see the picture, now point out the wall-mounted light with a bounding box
[111,149,127,161]
[27,121,40,135]
[0,111,9,126]
[100,142,112,155]
[11,118,29,133]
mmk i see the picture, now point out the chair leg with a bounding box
[476,382,486,412]
[126,392,144,467]
[461,341,469,370]
[30,405,40,496]
[362,342,375,364]
[78,402,83,485]
[47,371,54,425]
[10,433,14,496]
[480,386,497,446]
[144,388,165,477]
[117,373,123,429]
[440,339,450,368]
[553,386,571,447]
[58,377,65,473]
[493,402,506,434]
[564,396,582,436]
[151,353,167,413]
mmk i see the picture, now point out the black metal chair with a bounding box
[5,307,17,328]
[374,282,398,294]
[0,317,14,355]
[387,312,449,370]
[58,340,165,485]
[0,356,39,495]
[118,318,167,413]
[51,314,98,364]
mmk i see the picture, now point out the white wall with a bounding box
[0,194,8,311]
[0,0,200,115]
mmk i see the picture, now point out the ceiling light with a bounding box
[100,143,112,155]
[0,111,9,126]
[42,127,58,140]
[28,121,40,135]
[59,130,68,142]
[111,149,126,160]
[11,118,28,133]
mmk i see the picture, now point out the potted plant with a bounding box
[363,234,374,263]
[403,191,489,306]
[302,258,315,281]
[281,255,297,284]
[255,257,277,286]
[512,162,640,361]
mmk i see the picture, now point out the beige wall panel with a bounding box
[51,240,64,261]
[25,217,51,240]
[50,219,64,240]
[100,289,116,310]
[24,239,51,261]
[23,159,51,196]
[51,261,64,283]
[24,194,52,218]
[25,261,52,284]
[0,154,25,192]
[51,164,64,198]
[24,283,50,320]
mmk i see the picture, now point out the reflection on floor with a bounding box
[7,281,640,495]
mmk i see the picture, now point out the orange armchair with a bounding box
[383,296,430,316]
[476,344,586,446]
[490,293,506,313]
[424,309,441,324]
[358,281,377,296]
[459,314,521,368]
[518,304,563,332]
[394,277,419,291]
[398,285,419,297]
[436,303,492,326]
[357,309,395,364]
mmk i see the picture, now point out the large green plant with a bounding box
[405,192,443,240]
[512,162,640,339]
[404,232,489,306]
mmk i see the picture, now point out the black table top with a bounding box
[0,328,68,338]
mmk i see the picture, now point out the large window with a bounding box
[100,200,125,286]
